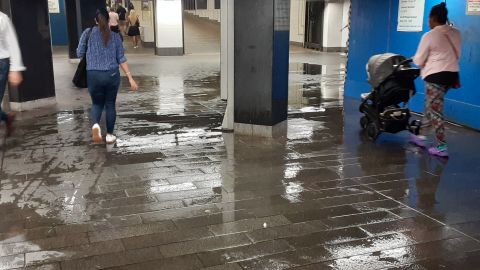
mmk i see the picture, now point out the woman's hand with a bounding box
[8,72,22,87]
[129,77,138,91]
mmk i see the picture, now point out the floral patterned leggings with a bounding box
[421,82,449,146]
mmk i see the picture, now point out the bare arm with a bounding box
[120,62,138,91]
[115,34,138,91]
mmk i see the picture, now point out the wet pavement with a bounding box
[2,35,480,270]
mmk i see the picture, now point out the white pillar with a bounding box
[155,0,184,56]
[289,0,306,44]
[207,0,215,20]
[322,1,344,51]
[207,0,215,10]
[221,0,234,131]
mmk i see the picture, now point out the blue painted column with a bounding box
[49,0,68,46]
[233,0,290,137]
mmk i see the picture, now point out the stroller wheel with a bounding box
[410,120,422,135]
[360,116,369,129]
[367,122,380,141]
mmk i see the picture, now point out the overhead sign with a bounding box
[397,0,425,32]
[467,0,480,15]
[48,0,60,14]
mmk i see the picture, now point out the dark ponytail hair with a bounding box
[430,2,448,24]
[96,8,111,46]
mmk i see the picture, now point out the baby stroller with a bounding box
[359,53,421,141]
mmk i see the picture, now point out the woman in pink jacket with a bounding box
[411,3,461,158]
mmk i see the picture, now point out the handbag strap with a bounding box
[443,32,459,60]
[85,28,93,53]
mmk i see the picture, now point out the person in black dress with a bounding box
[127,9,140,48]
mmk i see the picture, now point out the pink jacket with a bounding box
[413,25,461,79]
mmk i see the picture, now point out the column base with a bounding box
[234,121,287,138]
[155,47,184,56]
[10,97,57,112]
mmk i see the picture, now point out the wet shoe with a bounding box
[92,124,103,143]
[428,145,449,158]
[6,112,15,137]
[410,134,427,148]
[106,134,117,144]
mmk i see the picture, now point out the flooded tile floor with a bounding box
[1,49,480,270]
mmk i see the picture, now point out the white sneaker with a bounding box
[92,124,103,143]
[106,134,117,144]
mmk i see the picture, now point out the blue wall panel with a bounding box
[346,0,480,129]
[345,0,392,96]
[49,0,68,46]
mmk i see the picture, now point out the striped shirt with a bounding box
[76,27,127,71]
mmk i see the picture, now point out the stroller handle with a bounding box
[400,58,413,65]
[394,58,413,72]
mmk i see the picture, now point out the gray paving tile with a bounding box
[196,264,243,270]
[322,211,400,229]
[0,254,25,269]
[106,254,203,270]
[88,221,177,242]
[125,182,197,197]
[208,215,291,236]
[247,220,328,243]
[122,227,213,250]
[141,204,221,224]
[18,264,61,270]
[174,209,256,229]
[25,240,124,266]
[197,239,294,266]
[0,233,88,257]
[238,246,333,270]
[159,233,252,258]
[60,246,163,270]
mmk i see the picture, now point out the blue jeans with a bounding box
[87,69,120,134]
[0,58,10,122]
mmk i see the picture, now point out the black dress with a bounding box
[127,19,140,36]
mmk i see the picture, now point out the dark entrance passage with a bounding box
[304,0,325,50]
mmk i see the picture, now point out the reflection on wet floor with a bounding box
[289,63,345,111]
[1,52,480,269]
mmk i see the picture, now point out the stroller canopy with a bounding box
[367,53,407,88]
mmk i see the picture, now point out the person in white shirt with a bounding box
[109,7,119,32]
[0,11,25,136]
[109,7,123,42]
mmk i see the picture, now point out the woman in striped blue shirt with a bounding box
[77,8,138,145]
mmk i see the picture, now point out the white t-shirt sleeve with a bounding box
[4,16,25,72]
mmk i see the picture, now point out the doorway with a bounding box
[304,0,325,50]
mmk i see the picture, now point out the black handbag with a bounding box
[72,28,93,88]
